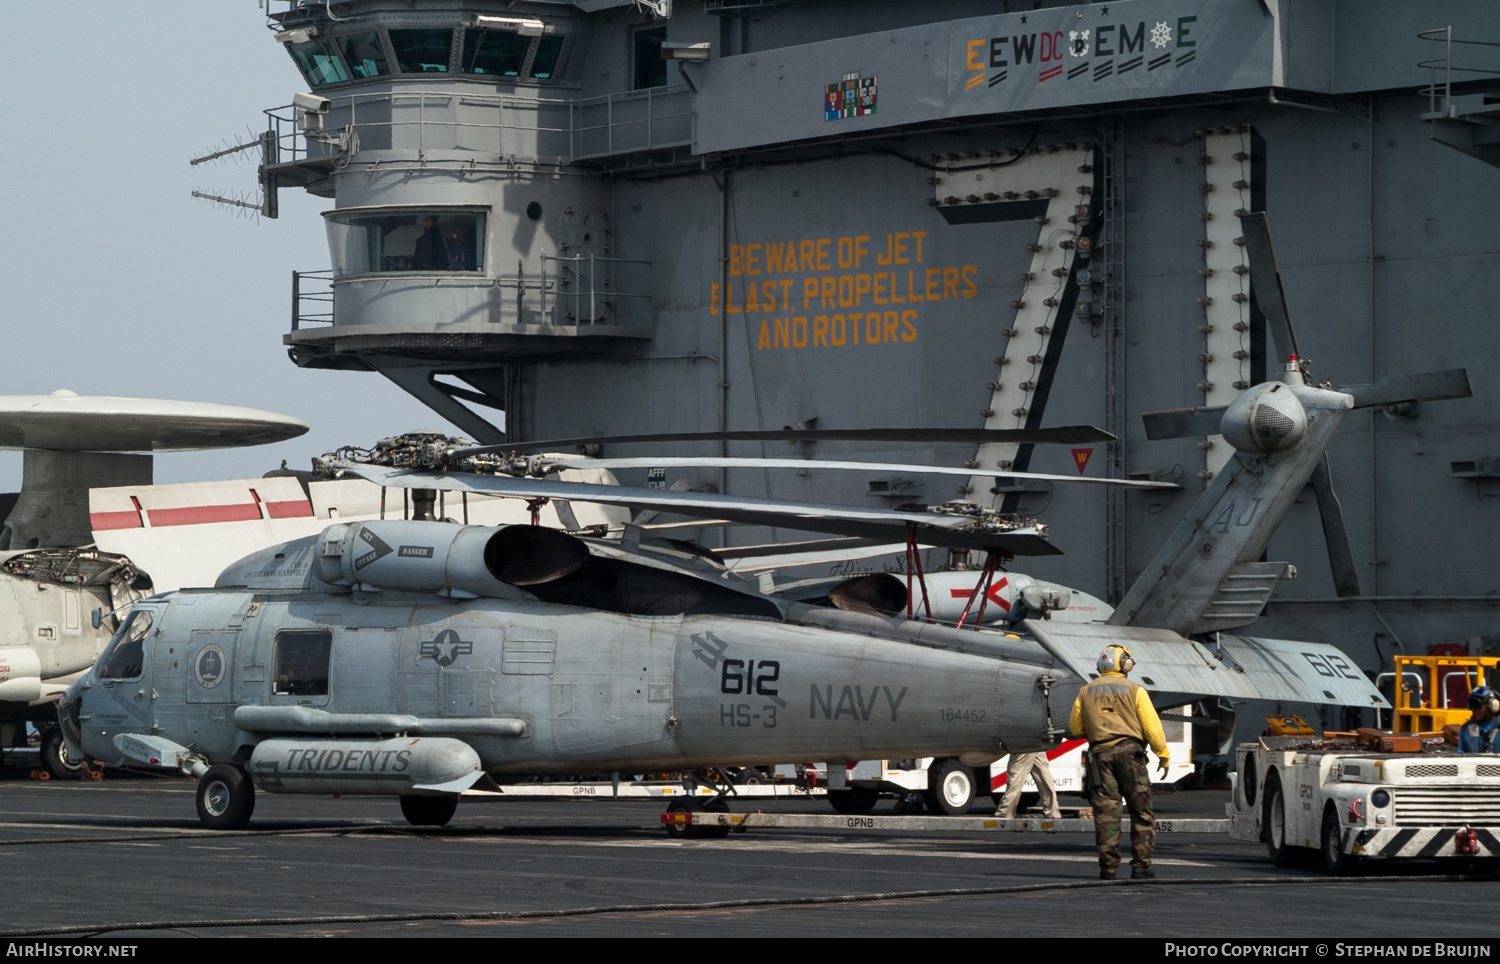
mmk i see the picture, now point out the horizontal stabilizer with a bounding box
[1340,369,1472,409]
[1142,406,1227,441]
[1027,621,1263,700]
[1025,621,1387,708]
[1216,635,1388,708]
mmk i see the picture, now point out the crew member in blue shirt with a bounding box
[1457,686,1500,754]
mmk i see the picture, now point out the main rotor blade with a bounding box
[1239,212,1300,362]
[341,464,1063,556]
[1339,369,1472,409]
[719,539,911,573]
[1309,455,1361,598]
[449,425,1114,458]
[548,457,1179,489]
[1141,406,1227,441]
[714,537,895,560]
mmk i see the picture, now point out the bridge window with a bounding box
[531,36,564,80]
[287,38,350,87]
[389,29,453,73]
[634,27,667,90]
[325,209,486,275]
[462,29,530,76]
[338,32,390,80]
[273,631,331,697]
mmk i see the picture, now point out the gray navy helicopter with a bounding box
[59,214,1470,832]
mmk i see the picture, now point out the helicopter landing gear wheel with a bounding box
[698,796,732,838]
[40,727,83,781]
[400,794,459,827]
[923,758,976,815]
[663,798,732,838]
[664,799,697,838]
[196,764,254,830]
[827,786,880,815]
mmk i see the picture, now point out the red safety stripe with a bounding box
[990,738,1088,790]
[1046,738,1089,761]
[265,500,315,519]
[89,511,144,531]
[90,496,148,531]
[147,504,264,526]
[90,497,314,531]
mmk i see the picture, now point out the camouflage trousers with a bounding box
[1088,740,1155,874]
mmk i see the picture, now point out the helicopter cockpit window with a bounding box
[389,29,453,73]
[338,32,391,80]
[94,609,155,681]
[273,631,332,697]
[325,210,486,275]
[287,38,351,87]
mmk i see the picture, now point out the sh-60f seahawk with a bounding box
[60,216,1469,831]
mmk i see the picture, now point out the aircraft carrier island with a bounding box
[247,0,1499,681]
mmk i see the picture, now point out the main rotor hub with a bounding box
[314,432,520,477]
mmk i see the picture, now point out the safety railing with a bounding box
[1418,26,1500,117]
[568,85,693,160]
[291,270,335,330]
[263,84,693,168]
[542,253,654,326]
[290,259,652,331]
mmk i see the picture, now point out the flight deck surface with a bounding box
[0,773,1493,939]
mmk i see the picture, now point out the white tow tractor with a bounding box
[791,707,1196,815]
[1229,724,1500,874]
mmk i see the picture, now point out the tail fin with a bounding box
[1108,371,1352,635]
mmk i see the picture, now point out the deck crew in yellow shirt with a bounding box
[1069,644,1169,879]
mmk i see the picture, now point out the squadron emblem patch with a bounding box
[193,643,227,689]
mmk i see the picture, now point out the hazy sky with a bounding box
[0,2,446,490]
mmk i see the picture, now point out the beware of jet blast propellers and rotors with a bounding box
[60,215,1471,832]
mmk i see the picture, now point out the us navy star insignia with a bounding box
[420,628,474,667]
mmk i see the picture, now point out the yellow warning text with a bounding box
[709,231,977,351]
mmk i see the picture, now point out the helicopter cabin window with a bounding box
[337,32,391,80]
[94,610,155,681]
[389,29,454,73]
[273,631,332,697]
[287,38,351,87]
[325,210,486,275]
